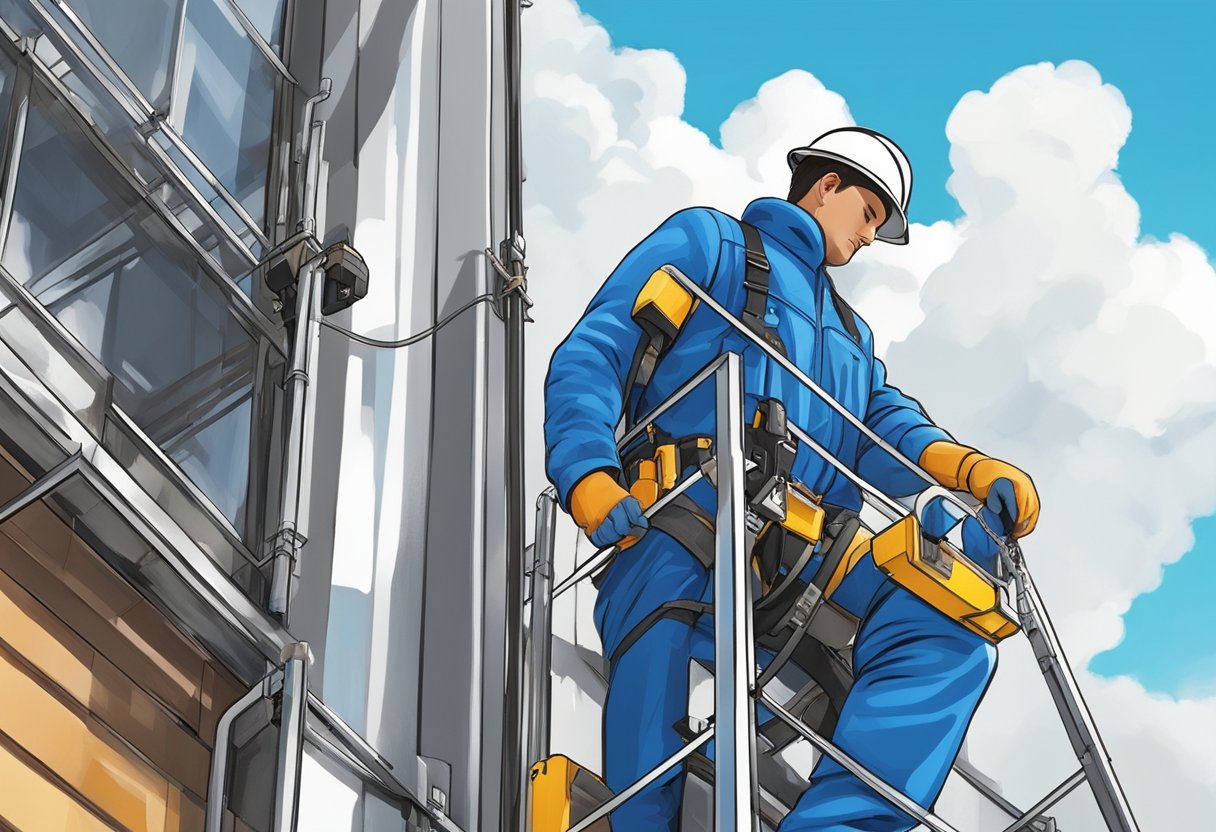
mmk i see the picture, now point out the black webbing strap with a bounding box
[739,221,770,327]
[589,492,716,591]
[648,494,716,571]
[753,531,818,615]
[738,221,788,355]
[752,511,860,636]
[812,512,861,593]
[609,599,714,665]
[755,636,853,738]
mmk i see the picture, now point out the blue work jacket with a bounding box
[543,197,952,654]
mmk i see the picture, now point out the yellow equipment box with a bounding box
[530,755,612,832]
[869,515,1020,644]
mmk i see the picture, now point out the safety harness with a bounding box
[606,221,872,728]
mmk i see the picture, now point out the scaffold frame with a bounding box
[524,263,1142,832]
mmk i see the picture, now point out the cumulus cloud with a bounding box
[522,2,1216,828]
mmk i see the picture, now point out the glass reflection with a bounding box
[64,0,178,106]
[0,36,15,135]
[237,0,287,51]
[1,87,259,530]
[178,0,276,225]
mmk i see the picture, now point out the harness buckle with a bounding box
[744,247,770,271]
[788,582,824,631]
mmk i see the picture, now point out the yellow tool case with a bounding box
[869,515,1020,644]
[530,755,613,832]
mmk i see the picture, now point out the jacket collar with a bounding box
[740,197,827,273]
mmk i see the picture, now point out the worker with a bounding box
[543,127,1040,831]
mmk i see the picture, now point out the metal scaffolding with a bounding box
[524,266,1142,832]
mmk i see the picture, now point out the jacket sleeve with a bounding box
[544,208,726,510]
[855,357,954,497]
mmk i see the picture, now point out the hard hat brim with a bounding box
[786,147,909,245]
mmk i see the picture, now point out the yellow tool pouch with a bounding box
[752,482,825,593]
[869,515,1020,644]
[626,436,713,512]
[529,755,612,832]
[626,269,698,394]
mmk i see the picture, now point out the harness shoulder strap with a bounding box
[738,221,786,356]
[739,220,770,331]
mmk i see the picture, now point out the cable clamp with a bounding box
[484,244,534,312]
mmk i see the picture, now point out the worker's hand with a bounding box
[569,471,649,549]
[964,458,1039,539]
[962,503,1010,573]
[920,441,1039,538]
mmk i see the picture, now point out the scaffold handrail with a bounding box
[530,273,1142,830]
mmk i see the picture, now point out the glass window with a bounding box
[176,0,276,226]
[0,98,130,287]
[0,38,15,125]
[63,0,179,107]
[0,0,45,40]
[236,0,286,52]
[1,87,263,530]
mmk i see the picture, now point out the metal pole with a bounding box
[661,264,940,489]
[0,452,82,525]
[758,691,964,832]
[268,254,326,621]
[525,489,558,769]
[296,80,332,234]
[267,77,332,621]
[998,769,1086,832]
[206,674,275,832]
[713,352,759,832]
[501,0,530,828]
[567,728,714,832]
[550,468,705,600]
[1013,560,1141,832]
[273,642,311,832]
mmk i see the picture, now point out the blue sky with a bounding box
[579,0,1216,697]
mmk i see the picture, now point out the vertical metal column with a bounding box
[500,0,530,828]
[713,353,759,832]
[273,641,311,832]
[526,490,558,763]
[268,256,326,621]
[206,677,273,832]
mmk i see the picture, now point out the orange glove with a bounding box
[569,471,649,549]
[919,441,1040,538]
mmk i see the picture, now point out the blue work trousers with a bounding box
[600,552,997,831]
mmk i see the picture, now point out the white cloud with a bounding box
[523,3,1216,829]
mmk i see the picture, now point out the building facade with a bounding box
[0,1,519,830]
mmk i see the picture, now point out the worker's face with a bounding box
[797,174,888,266]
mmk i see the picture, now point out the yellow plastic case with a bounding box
[632,269,697,336]
[530,755,613,832]
[869,516,1020,643]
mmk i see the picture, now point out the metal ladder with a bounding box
[523,265,1141,832]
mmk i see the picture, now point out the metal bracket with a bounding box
[137,109,169,137]
[486,234,535,317]
[921,539,956,579]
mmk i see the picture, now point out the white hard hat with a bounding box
[786,127,913,245]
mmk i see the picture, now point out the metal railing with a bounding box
[524,264,1142,832]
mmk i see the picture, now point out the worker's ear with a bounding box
[818,171,841,195]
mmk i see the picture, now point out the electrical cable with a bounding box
[318,292,497,349]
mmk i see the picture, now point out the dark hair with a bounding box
[787,157,892,219]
